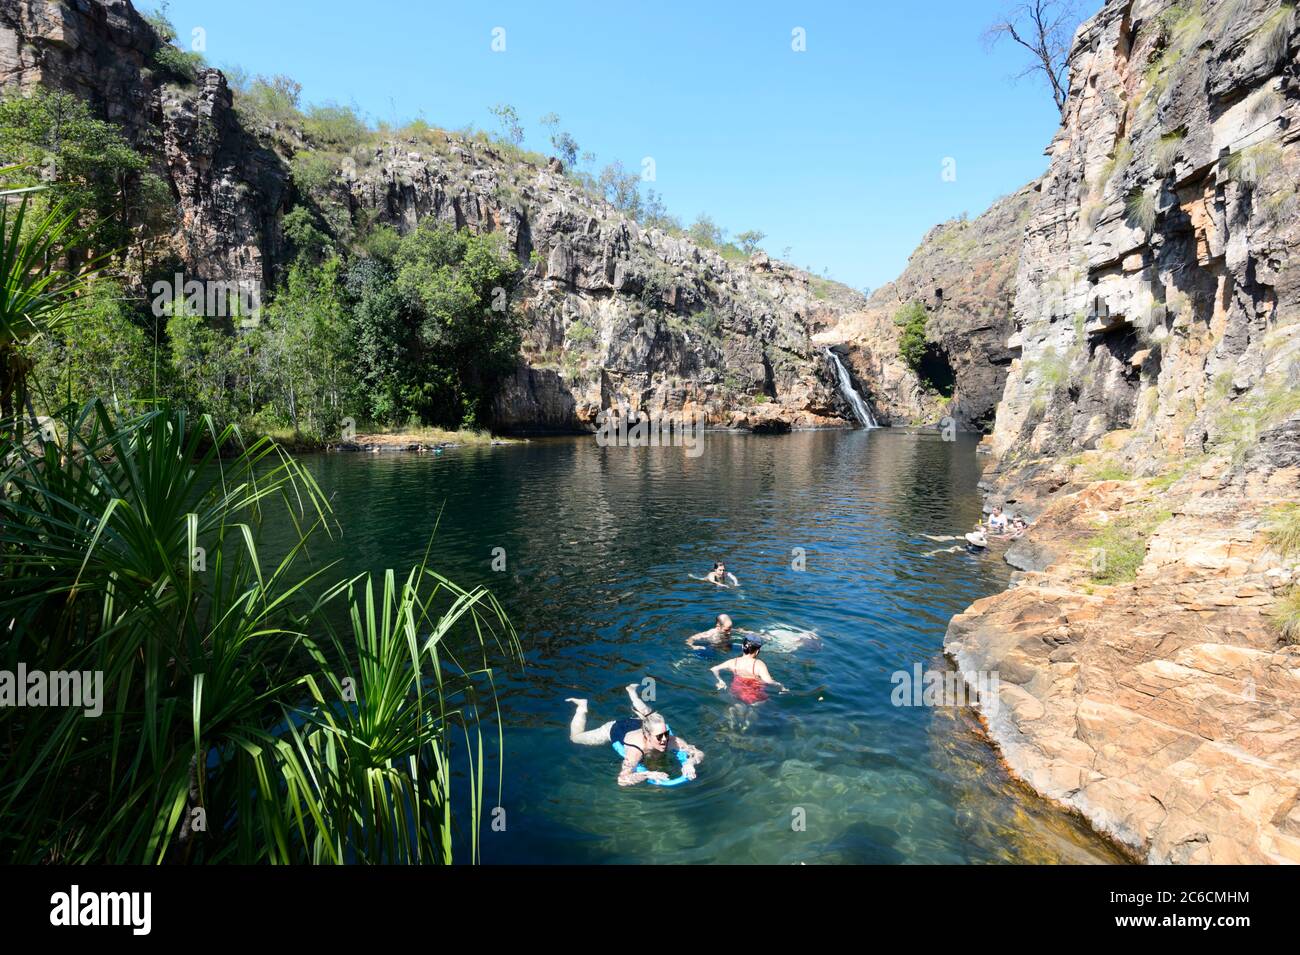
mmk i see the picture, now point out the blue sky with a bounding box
[148,0,1084,291]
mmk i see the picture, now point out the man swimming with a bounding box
[686,613,740,649]
[686,614,820,652]
[711,638,786,704]
[566,683,705,786]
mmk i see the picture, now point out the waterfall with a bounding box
[824,348,878,428]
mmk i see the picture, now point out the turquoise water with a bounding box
[273,429,1125,864]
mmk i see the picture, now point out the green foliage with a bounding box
[539,113,579,168]
[567,320,596,345]
[282,204,333,264]
[1085,508,1172,584]
[0,195,99,420]
[30,279,153,415]
[143,4,206,83]
[0,400,519,862]
[151,45,206,84]
[235,74,304,129]
[689,213,726,248]
[893,301,929,372]
[599,161,643,217]
[1249,2,1296,65]
[1125,187,1158,232]
[257,258,352,438]
[303,104,367,149]
[164,303,246,425]
[363,223,402,260]
[1153,131,1185,176]
[488,103,524,146]
[373,223,522,428]
[290,149,341,195]
[1223,142,1282,187]
[735,230,766,255]
[1264,504,1300,558]
[1212,382,1300,465]
[0,88,169,255]
[1274,587,1300,644]
[1097,140,1133,190]
[1087,461,1133,482]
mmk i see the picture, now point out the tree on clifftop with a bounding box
[983,0,1086,117]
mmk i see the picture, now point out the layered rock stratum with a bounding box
[946,0,1300,863]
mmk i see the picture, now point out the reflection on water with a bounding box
[268,429,1126,864]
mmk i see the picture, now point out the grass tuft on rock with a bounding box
[1264,503,1300,557]
[1084,508,1173,585]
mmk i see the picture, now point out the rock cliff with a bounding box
[947,0,1300,863]
[0,0,877,434]
[820,183,1037,431]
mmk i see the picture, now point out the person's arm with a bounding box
[616,747,667,786]
[670,735,704,780]
[710,659,734,690]
[757,660,786,693]
[686,630,709,647]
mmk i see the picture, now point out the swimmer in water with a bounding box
[703,561,739,587]
[687,613,739,649]
[711,638,786,703]
[566,683,704,786]
[687,615,819,653]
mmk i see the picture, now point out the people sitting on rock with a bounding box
[566,684,704,786]
[711,638,786,704]
[986,505,1010,534]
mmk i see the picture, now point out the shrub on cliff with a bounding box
[894,301,929,372]
[0,88,171,256]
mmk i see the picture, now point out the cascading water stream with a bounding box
[824,348,878,428]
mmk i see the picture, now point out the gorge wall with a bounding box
[0,0,890,434]
[946,0,1300,863]
[820,183,1037,431]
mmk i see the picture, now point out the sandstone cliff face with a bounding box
[0,0,292,291]
[948,0,1300,863]
[819,183,1036,431]
[0,0,873,434]
[342,138,864,432]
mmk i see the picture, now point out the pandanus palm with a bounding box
[0,399,520,862]
[0,188,95,423]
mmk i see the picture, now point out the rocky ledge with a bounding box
[947,462,1300,863]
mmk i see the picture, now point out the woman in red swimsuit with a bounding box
[711,638,785,703]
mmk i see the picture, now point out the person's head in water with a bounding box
[641,712,670,752]
[713,561,724,572]
[716,614,733,636]
[742,637,762,656]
